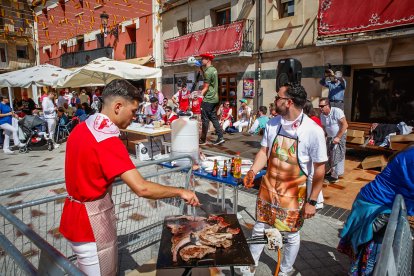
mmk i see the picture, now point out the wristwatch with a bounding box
[307,199,317,206]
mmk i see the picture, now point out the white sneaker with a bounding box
[235,266,255,276]
[3,149,15,154]
[316,202,324,210]
[18,143,25,148]
[54,144,60,149]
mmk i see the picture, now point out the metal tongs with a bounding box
[246,229,285,250]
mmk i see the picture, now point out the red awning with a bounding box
[164,20,244,63]
[318,0,414,37]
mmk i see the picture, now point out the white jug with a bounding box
[171,113,199,167]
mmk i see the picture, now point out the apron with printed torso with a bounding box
[256,116,308,232]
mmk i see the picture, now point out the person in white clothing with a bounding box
[319,97,348,183]
[240,83,327,276]
[42,91,59,149]
[0,96,24,154]
[144,97,165,123]
[233,99,251,132]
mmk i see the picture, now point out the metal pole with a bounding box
[7,86,14,111]
[255,0,262,111]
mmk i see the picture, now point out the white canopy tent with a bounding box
[58,57,162,88]
[0,64,71,107]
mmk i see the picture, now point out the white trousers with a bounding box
[45,118,57,142]
[0,123,20,150]
[222,119,231,131]
[233,120,249,132]
[331,158,345,178]
[70,242,101,276]
[250,222,300,274]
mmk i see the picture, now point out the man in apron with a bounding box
[240,83,328,276]
[59,79,199,276]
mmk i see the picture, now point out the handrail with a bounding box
[0,205,85,275]
[0,232,37,275]
[373,194,412,276]
[0,154,194,198]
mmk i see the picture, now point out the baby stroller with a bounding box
[18,115,53,153]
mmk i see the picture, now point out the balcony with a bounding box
[164,19,254,63]
[60,47,114,68]
[125,42,136,59]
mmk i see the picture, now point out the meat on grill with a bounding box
[167,215,238,262]
[179,245,216,262]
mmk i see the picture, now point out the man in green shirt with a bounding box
[199,53,225,145]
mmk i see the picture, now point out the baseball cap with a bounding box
[239,99,247,104]
[199,52,215,60]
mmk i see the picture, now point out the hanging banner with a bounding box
[243,79,254,98]
[164,20,244,63]
[318,0,414,36]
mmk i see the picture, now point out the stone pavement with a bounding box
[0,134,376,275]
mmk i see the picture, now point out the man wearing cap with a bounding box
[234,98,252,132]
[319,69,346,110]
[198,52,225,145]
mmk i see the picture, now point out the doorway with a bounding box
[218,74,237,118]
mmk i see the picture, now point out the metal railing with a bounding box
[60,47,114,68]
[125,42,137,59]
[0,155,194,274]
[242,19,254,52]
[373,194,413,276]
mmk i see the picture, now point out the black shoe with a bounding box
[213,138,225,145]
[199,139,207,146]
[324,175,339,184]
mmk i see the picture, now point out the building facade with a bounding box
[0,0,36,99]
[160,0,414,124]
[33,0,162,89]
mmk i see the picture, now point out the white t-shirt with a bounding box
[144,104,165,121]
[238,106,251,121]
[41,97,56,119]
[320,107,345,138]
[261,113,328,184]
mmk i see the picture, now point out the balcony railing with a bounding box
[125,42,136,59]
[242,19,254,52]
[60,47,114,68]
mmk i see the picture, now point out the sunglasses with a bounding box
[274,95,291,102]
[319,104,328,108]
[166,110,172,112]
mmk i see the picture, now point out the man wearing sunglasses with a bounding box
[240,83,327,276]
[319,97,348,184]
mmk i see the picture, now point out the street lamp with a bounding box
[100,11,119,39]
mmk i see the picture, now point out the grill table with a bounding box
[156,214,254,276]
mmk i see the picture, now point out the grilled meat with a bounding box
[179,245,216,262]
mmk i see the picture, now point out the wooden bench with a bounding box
[346,122,396,154]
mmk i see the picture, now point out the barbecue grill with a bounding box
[156,214,255,276]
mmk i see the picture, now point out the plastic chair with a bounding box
[56,120,73,141]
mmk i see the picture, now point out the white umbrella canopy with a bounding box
[0,64,71,88]
[58,57,162,88]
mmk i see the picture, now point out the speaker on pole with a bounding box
[276,58,302,91]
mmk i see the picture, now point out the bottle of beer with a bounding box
[233,153,242,179]
[212,159,218,177]
[230,157,235,175]
[222,160,228,177]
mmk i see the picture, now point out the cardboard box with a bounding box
[361,155,387,170]
[347,129,365,138]
[346,136,365,145]
[390,134,414,143]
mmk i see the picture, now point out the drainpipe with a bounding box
[255,0,262,111]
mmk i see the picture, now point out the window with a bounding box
[77,36,84,51]
[0,44,7,63]
[96,33,104,48]
[278,0,294,18]
[16,45,28,59]
[215,7,231,26]
[177,18,188,36]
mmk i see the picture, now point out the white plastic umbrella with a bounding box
[58,57,162,87]
[0,64,71,88]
